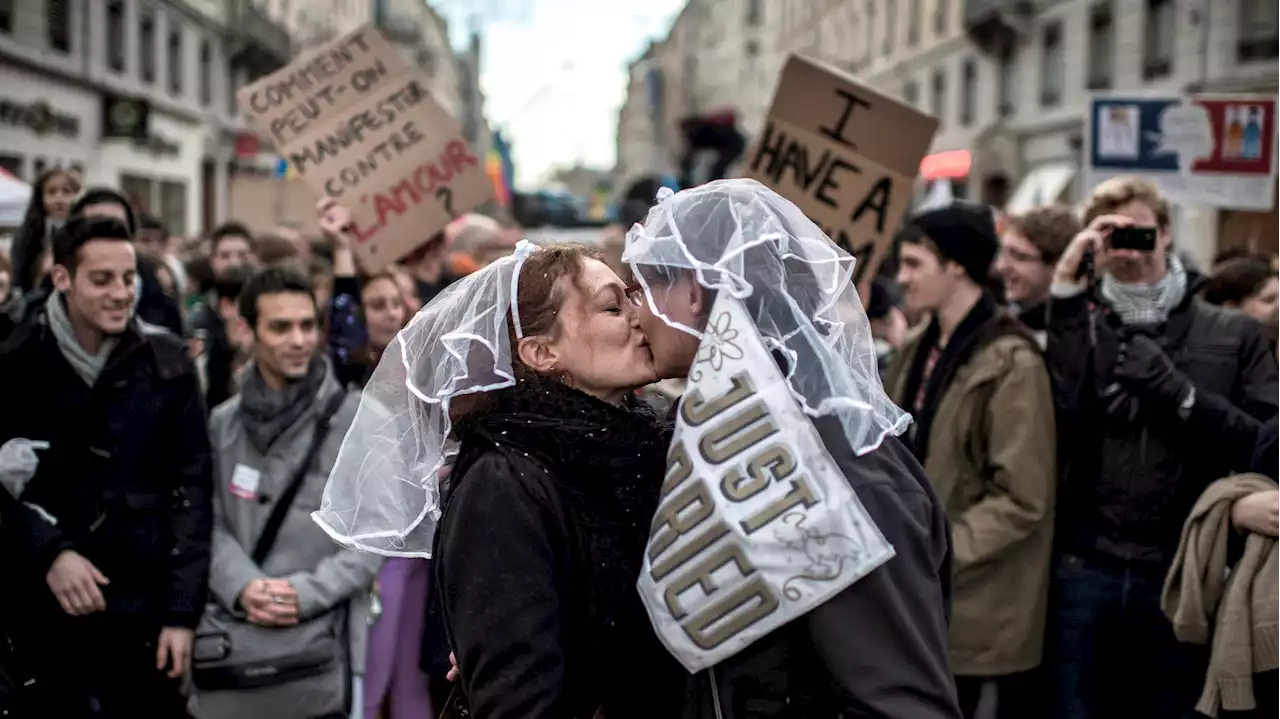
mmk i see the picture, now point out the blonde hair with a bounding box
[1081,176,1170,229]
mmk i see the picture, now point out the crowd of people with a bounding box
[0,164,1275,719]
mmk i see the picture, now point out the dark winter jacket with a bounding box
[1047,287,1278,569]
[680,420,960,719]
[135,255,184,337]
[327,275,375,389]
[435,378,686,719]
[0,309,214,632]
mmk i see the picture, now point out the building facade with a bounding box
[616,0,1278,265]
[0,0,290,235]
[262,0,370,51]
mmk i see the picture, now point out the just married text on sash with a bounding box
[646,371,821,651]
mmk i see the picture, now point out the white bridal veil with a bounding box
[622,178,910,455]
[313,241,538,557]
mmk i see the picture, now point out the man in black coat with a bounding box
[1043,177,1278,719]
[625,181,960,719]
[0,216,213,718]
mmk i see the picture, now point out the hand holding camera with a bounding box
[1054,214,1158,287]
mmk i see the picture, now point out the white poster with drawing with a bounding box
[636,292,895,673]
[1098,105,1140,159]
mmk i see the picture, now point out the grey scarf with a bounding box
[238,355,328,456]
[1100,254,1189,326]
[45,293,120,387]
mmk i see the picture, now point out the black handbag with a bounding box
[190,391,351,717]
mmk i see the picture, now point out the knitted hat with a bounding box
[907,201,999,284]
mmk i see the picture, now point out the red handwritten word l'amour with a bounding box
[353,139,479,243]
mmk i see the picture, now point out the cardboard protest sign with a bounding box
[637,292,894,673]
[745,55,938,294]
[237,26,493,271]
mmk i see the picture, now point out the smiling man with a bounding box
[994,205,1081,347]
[1043,176,1278,719]
[191,265,379,719]
[0,215,213,718]
[884,201,1058,719]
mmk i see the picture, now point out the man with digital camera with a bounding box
[1042,176,1278,719]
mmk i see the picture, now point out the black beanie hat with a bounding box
[907,201,999,284]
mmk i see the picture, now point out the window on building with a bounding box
[168,24,183,96]
[1040,21,1064,107]
[904,80,919,107]
[865,2,876,62]
[883,0,896,56]
[140,12,156,84]
[1088,3,1114,89]
[0,155,22,179]
[1143,0,1174,80]
[160,181,187,235]
[935,0,949,35]
[745,39,759,58]
[47,0,70,52]
[931,67,946,123]
[0,0,12,35]
[961,57,977,126]
[121,175,152,215]
[33,157,49,179]
[1238,0,1280,62]
[908,0,921,46]
[107,0,125,73]
[998,46,1016,117]
[200,39,212,107]
[746,0,762,26]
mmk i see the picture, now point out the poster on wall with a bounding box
[236,26,494,270]
[743,55,938,295]
[1086,93,1278,211]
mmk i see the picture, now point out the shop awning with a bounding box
[1006,162,1076,215]
[0,169,32,228]
[920,150,972,180]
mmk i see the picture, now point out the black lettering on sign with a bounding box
[650,519,730,582]
[249,31,381,140]
[291,80,427,176]
[681,371,755,427]
[317,120,426,198]
[698,402,778,465]
[813,157,859,210]
[817,88,871,150]
[684,573,780,650]
[350,62,389,93]
[740,475,821,535]
[751,121,866,206]
[720,444,796,502]
[648,480,716,561]
[850,176,893,235]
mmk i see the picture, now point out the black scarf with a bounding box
[1016,300,1049,332]
[238,355,328,455]
[902,292,1000,462]
[452,377,678,715]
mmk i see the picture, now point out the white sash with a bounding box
[637,293,895,672]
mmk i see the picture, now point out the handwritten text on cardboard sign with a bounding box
[746,56,937,291]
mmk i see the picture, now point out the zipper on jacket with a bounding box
[708,666,724,719]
